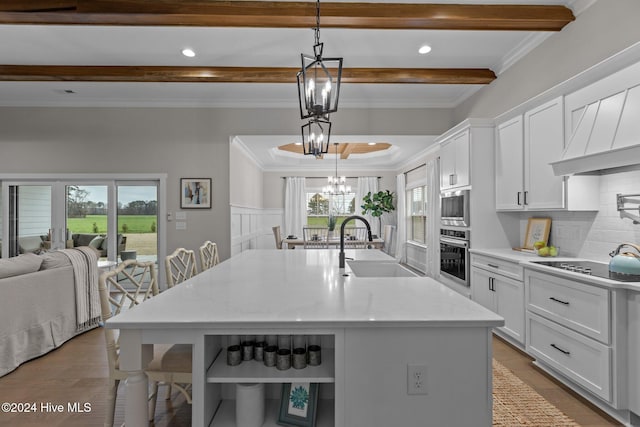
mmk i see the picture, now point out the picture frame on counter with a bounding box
[523,217,552,249]
[277,382,318,427]
[180,178,211,209]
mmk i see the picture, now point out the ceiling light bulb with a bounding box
[181,48,196,58]
[418,45,432,55]
[368,142,376,146]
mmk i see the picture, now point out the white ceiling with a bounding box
[0,0,594,169]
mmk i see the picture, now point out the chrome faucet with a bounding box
[339,215,373,268]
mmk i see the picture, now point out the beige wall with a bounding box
[455,0,640,122]
[0,107,453,260]
[230,140,264,209]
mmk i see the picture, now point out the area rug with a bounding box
[493,359,579,426]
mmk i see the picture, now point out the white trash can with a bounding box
[235,383,265,427]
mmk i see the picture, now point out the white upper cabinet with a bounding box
[439,129,470,191]
[496,115,524,210]
[495,96,598,211]
[523,97,566,209]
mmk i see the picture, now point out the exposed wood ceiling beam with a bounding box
[0,1,575,31]
[340,143,356,160]
[278,142,392,158]
[0,65,496,84]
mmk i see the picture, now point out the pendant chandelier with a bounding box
[323,143,352,195]
[301,118,331,157]
[297,0,343,156]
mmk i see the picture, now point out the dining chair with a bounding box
[199,240,220,271]
[272,225,283,249]
[343,227,370,249]
[163,248,198,402]
[99,260,192,426]
[165,247,198,288]
[303,227,329,249]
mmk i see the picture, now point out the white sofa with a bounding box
[0,252,91,377]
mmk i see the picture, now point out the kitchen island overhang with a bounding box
[107,249,503,427]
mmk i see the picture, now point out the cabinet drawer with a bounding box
[527,313,611,402]
[471,254,523,281]
[526,270,610,344]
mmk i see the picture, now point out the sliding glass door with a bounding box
[1,183,57,258]
[1,179,160,265]
[116,182,158,264]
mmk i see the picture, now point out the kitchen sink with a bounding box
[346,260,418,277]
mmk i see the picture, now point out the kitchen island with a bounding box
[107,249,503,427]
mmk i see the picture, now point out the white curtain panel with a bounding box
[395,173,406,263]
[425,159,440,277]
[356,176,379,234]
[284,177,307,238]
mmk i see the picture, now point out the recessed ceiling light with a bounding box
[368,142,377,146]
[418,45,432,55]
[295,142,302,146]
[181,48,196,58]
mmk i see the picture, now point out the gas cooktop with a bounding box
[532,260,640,283]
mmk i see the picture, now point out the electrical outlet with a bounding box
[407,364,428,395]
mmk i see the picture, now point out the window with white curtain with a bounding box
[405,165,427,245]
[407,186,427,244]
[305,178,357,227]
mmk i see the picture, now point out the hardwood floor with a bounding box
[0,328,622,426]
[492,335,620,427]
[0,328,190,427]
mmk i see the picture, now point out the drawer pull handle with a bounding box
[487,263,499,269]
[549,297,570,305]
[550,343,571,355]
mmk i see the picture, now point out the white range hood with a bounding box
[551,63,640,176]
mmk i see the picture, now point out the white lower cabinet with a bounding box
[471,255,525,345]
[627,291,640,417]
[526,269,610,343]
[524,268,621,409]
[527,312,612,401]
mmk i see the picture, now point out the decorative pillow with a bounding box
[100,236,108,250]
[39,251,72,270]
[17,235,44,254]
[76,234,96,247]
[88,235,104,250]
[0,253,43,279]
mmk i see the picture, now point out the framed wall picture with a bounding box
[277,382,318,427]
[523,217,552,249]
[180,178,211,209]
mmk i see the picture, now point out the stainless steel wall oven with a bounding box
[439,228,470,286]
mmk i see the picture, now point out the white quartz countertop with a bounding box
[107,249,503,329]
[470,248,640,290]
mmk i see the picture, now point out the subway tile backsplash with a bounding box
[518,170,640,263]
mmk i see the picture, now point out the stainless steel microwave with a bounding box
[440,190,470,227]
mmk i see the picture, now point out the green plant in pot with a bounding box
[361,190,395,237]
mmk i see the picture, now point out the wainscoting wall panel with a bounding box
[230,205,283,257]
[406,242,427,274]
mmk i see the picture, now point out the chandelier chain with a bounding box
[314,0,321,46]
